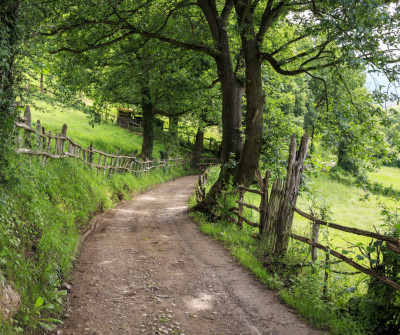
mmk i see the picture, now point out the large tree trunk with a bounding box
[0,0,19,180]
[195,0,244,211]
[233,2,265,187]
[217,59,244,163]
[198,0,244,166]
[140,85,154,159]
[193,126,204,166]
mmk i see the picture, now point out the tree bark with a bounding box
[274,135,310,256]
[194,0,244,211]
[193,126,204,166]
[217,59,244,163]
[197,0,243,165]
[233,2,265,186]
[140,85,154,160]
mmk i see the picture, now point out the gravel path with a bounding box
[57,175,323,335]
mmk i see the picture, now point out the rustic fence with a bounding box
[14,106,192,175]
[195,134,400,293]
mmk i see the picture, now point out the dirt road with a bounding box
[58,175,323,335]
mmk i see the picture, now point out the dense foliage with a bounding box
[0,1,21,182]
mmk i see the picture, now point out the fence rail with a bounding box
[195,134,400,293]
[15,106,192,175]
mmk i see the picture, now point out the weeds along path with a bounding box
[57,176,322,335]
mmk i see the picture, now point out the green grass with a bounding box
[368,166,400,192]
[295,175,394,236]
[29,97,167,158]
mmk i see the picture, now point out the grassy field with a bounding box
[238,172,397,246]
[368,166,400,192]
[29,98,167,158]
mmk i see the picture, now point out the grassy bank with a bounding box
[1,94,195,334]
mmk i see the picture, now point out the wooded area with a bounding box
[1,0,400,333]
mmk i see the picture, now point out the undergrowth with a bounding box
[0,154,190,334]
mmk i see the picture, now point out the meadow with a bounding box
[368,166,400,192]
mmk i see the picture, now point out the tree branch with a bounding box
[221,0,234,24]
[262,52,342,75]
[51,31,136,54]
[256,0,285,44]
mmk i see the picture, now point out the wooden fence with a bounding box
[195,134,400,293]
[14,106,192,175]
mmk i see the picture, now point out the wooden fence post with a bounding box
[35,120,41,150]
[24,106,32,148]
[89,142,94,165]
[323,252,330,297]
[237,190,244,228]
[312,220,320,262]
[41,126,46,150]
[274,134,310,256]
[103,151,108,176]
[60,124,67,153]
[55,133,59,154]
[258,170,270,235]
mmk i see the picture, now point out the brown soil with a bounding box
[56,176,324,335]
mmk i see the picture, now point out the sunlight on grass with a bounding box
[30,98,166,157]
[368,166,400,192]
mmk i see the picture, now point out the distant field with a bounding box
[367,166,400,192]
[234,171,398,260]
[292,175,396,247]
[29,98,166,157]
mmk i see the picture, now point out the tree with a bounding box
[306,67,388,174]
[39,0,400,193]
[46,31,216,158]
